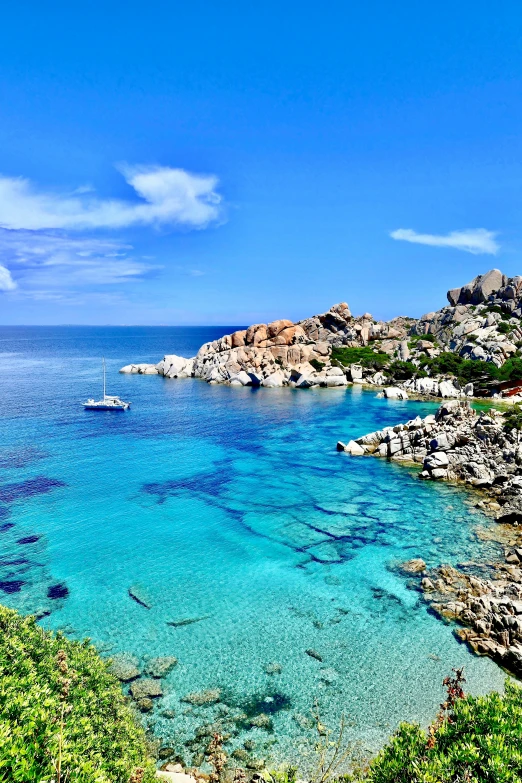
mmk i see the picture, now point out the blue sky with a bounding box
[0,1,521,324]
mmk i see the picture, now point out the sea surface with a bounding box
[0,326,507,770]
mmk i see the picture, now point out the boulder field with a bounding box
[339,399,522,524]
[120,302,412,389]
[120,268,522,396]
[340,398,522,678]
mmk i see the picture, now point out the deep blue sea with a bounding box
[0,326,506,769]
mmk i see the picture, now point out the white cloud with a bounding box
[0,165,223,231]
[0,229,159,291]
[390,228,499,255]
[0,264,16,291]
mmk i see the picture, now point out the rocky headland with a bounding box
[121,268,522,400]
[340,398,522,679]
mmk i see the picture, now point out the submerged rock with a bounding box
[264,662,283,675]
[144,656,178,678]
[398,558,427,574]
[47,582,69,600]
[108,653,140,682]
[249,712,273,730]
[166,615,210,628]
[130,677,163,700]
[181,688,221,706]
[128,584,152,609]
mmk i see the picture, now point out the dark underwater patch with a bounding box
[0,557,29,567]
[0,476,66,503]
[47,582,69,600]
[0,447,48,470]
[0,580,24,593]
[142,470,231,503]
[230,690,292,719]
[0,522,14,533]
[17,535,40,545]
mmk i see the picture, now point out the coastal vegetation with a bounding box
[2,600,522,783]
[358,676,522,783]
[0,605,154,783]
[330,346,389,369]
[332,344,522,388]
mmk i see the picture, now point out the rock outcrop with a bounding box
[343,398,522,678]
[412,269,522,368]
[121,302,411,388]
[342,399,522,523]
[121,269,522,393]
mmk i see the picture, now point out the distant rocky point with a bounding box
[121,269,522,398]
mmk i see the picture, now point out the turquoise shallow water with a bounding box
[0,327,506,770]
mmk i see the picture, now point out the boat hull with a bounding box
[83,403,130,411]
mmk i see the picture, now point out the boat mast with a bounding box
[103,357,106,400]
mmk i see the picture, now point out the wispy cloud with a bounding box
[390,228,499,255]
[0,264,16,291]
[0,229,160,293]
[0,165,224,231]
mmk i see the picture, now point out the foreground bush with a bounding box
[0,605,154,783]
[363,679,522,783]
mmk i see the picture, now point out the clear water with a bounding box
[0,327,506,770]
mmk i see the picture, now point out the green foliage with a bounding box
[387,361,420,381]
[504,403,522,432]
[498,321,513,334]
[266,764,298,783]
[361,680,522,783]
[498,357,522,381]
[331,346,389,370]
[0,605,154,783]
[419,352,500,385]
[309,358,325,372]
[486,304,512,320]
[407,333,436,348]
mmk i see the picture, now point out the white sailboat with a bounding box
[83,358,130,410]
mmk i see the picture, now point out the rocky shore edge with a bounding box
[120,269,522,401]
[338,399,522,679]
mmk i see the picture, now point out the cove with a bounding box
[0,326,507,769]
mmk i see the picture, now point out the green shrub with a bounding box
[407,333,436,347]
[362,680,522,783]
[504,403,522,431]
[387,361,419,381]
[486,304,512,321]
[420,352,498,385]
[0,605,154,783]
[309,358,325,372]
[331,346,389,370]
[498,357,522,381]
[498,321,512,334]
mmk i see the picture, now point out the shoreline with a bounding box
[340,399,522,679]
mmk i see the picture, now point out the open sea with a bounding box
[0,326,507,770]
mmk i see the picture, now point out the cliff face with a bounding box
[121,268,522,390]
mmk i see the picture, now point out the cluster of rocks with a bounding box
[108,652,178,713]
[399,558,522,679]
[343,400,522,676]
[120,303,395,388]
[411,269,522,367]
[339,400,522,523]
[121,269,522,397]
